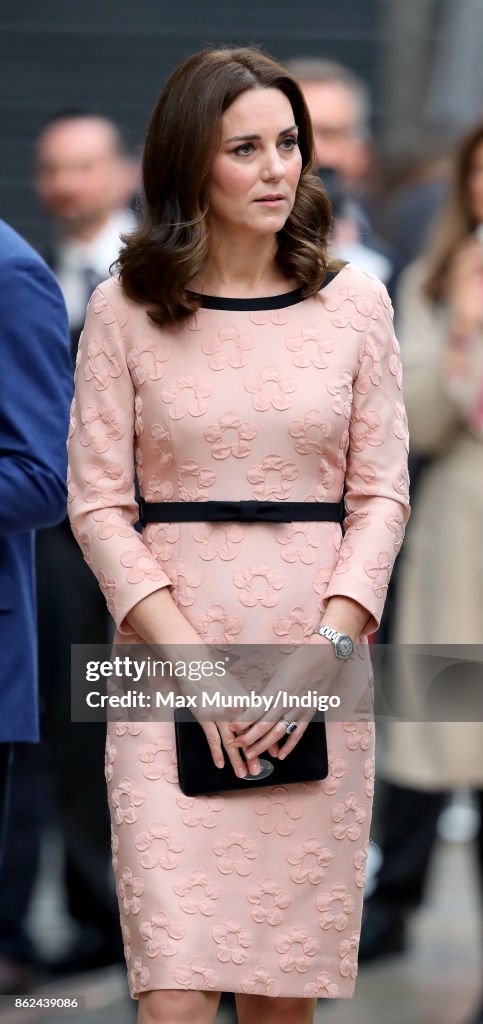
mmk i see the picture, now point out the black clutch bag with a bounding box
[174,708,328,796]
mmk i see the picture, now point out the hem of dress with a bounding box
[128,974,357,1001]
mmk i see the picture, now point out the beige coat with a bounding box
[379,259,483,788]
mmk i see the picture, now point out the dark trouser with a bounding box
[0,745,13,870]
[36,521,119,945]
[368,779,483,912]
[0,744,43,962]
[0,522,120,961]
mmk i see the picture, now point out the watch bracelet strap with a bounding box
[312,624,342,642]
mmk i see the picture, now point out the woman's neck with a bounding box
[191,228,295,297]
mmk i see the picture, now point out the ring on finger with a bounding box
[279,716,298,735]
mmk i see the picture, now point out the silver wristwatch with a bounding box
[312,624,354,659]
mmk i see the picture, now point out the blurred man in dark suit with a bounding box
[288,58,396,288]
[0,218,71,986]
[35,112,138,973]
[0,115,137,990]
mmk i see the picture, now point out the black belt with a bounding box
[138,498,344,526]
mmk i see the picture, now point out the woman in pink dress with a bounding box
[67,47,410,1024]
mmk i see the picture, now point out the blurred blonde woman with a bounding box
[363,122,483,1024]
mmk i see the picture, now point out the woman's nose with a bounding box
[261,148,284,180]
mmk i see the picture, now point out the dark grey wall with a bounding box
[0,0,384,251]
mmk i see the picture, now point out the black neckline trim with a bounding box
[189,269,341,311]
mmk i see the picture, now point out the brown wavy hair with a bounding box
[117,46,340,326]
[423,121,483,302]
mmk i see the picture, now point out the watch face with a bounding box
[335,634,353,659]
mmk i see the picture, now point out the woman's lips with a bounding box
[254,196,286,205]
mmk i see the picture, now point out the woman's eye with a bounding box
[233,143,254,156]
[280,137,298,150]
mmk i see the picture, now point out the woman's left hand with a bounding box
[228,635,340,761]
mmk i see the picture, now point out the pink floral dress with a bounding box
[67,263,410,1000]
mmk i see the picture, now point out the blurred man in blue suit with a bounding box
[0,218,72,862]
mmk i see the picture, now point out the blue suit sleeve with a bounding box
[0,256,73,534]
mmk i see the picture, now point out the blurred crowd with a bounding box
[0,50,482,1024]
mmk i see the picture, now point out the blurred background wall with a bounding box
[2,0,478,251]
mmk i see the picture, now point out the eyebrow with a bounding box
[225,124,298,143]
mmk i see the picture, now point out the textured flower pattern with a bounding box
[254,787,303,836]
[324,285,380,331]
[203,413,257,459]
[288,409,331,454]
[304,972,339,998]
[173,870,222,916]
[192,522,244,561]
[138,737,178,783]
[316,884,355,931]
[338,932,359,979]
[144,475,174,502]
[355,335,383,394]
[149,423,174,464]
[201,325,254,369]
[144,522,179,563]
[92,508,132,540]
[140,911,185,958]
[342,722,373,751]
[273,606,315,642]
[332,793,367,841]
[104,735,116,783]
[173,958,219,989]
[120,550,167,585]
[67,265,410,999]
[212,830,258,876]
[191,602,243,643]
[245,364,296,411]
[320,755,348,796]
[354,845,369,888]
[326,371,353,418]
[129,956,150,992]
[176,794,225,829]
[212,918,252,964]
[233,562,285,608]
[83,462,131,506]
[393,402,410,451]
[171,561,202,607]
[364,757,374,798]
[111,777,146,826]
[363,551,392,600]
[135,823,184,870]
[246,454,298,499]
[176,459,216,501]
[275,522,319,564]
[162,376,212,419]
[242,967,281,996]
[246,878,291,925]
[275,927,318,973]
[127,339,170,386]
[286,839,333,884]
[286,326,335,368]
[83,337,123,391]
[110,827,119,872]
[79,405,124,453]
[118,867,144,916]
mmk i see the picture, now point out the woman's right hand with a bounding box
[447,236,483,335]
[199,720,263,778]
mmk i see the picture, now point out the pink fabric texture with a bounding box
[67,263,410,999]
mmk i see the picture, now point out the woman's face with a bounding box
[467,138,483,224]
[207,87,303,239]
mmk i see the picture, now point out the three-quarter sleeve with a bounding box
[67,285,172,631]
[323,281,411,634]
